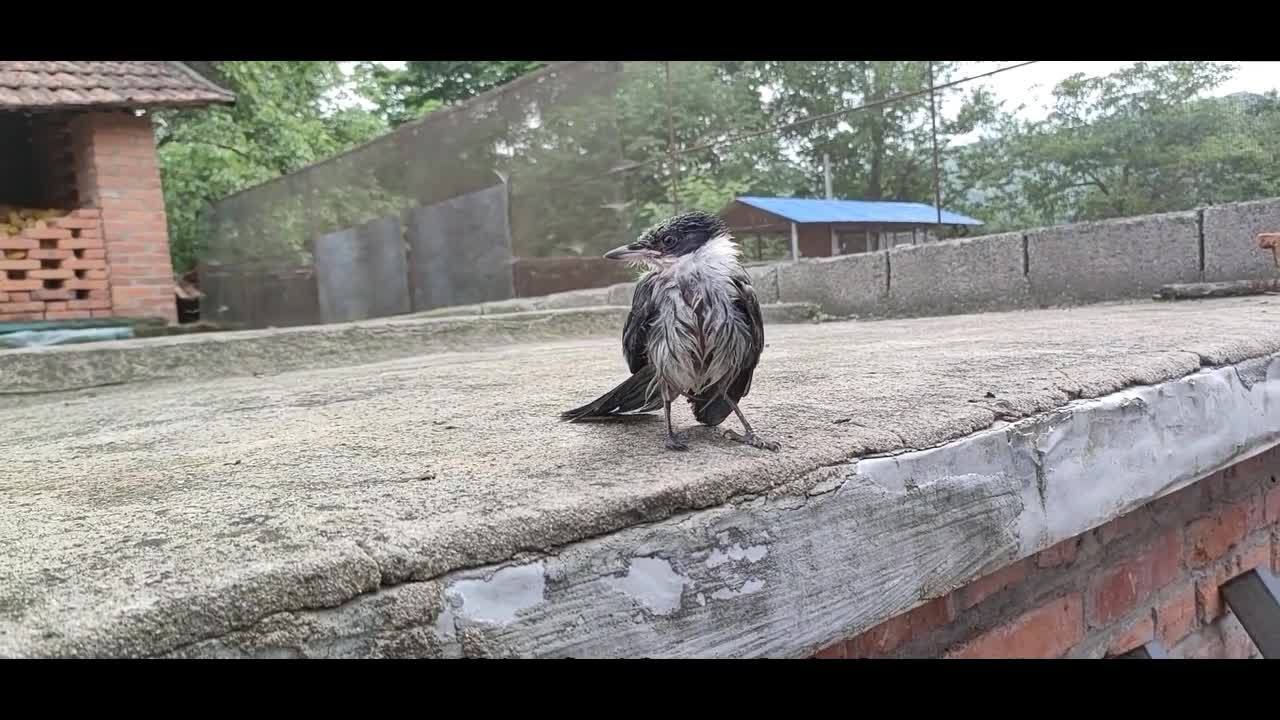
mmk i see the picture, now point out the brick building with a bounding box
[0,61,234,324]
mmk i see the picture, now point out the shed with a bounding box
[719,196,984,261]
[0,61,234,324]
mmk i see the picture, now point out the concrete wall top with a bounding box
[3,298,1279,657]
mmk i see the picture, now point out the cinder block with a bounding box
[888,232,1030,317]
[746,264,780,304]
[1202,196,1280,281]
[537,287,610,310]
[606,281,636,306]
[1027,211,1200,306]
[775,251,887,317]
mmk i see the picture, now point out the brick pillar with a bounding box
[69,110,175,323]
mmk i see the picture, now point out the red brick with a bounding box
[0,259,39,271]
[28,268,75,280]
[83,248,107,259]
[0,237,38,250]
[65,279,110,291]
[1097,508,1152,546]
[83,269,108,280]
[0,311,44,321]
[50,216,101,230]
[845,597,953,658]
[1107,615,1155,657]
[957,558,1029,610]
[1196,539,1273,622]
[0,279,41,291]
[73,208,101,218]
[8,291,30,302]
[945,593,1084,659]
[0,291,7,303]
[1265,483,1280,525]
[44,301,67,312]
[1154,582,1197,647]
[44,310,93,320]
[1037,538,1080,569]
[20,226,70,240]
[814,643,847,659]
[90,310,114,318]
[1188,499,1254,568]
[87,289,110,300]
[32,288,72,301]
[1221,615,1261,659]
[54,238,103,250]
[62,258,107,270]
[0,301,45,313]
[848,613,912,658]
[27,249,73,260]
[1088,528,1182,627]
[67,299,112,311]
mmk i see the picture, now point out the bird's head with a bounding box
[603,210,731,268]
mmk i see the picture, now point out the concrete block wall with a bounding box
[417,197,1280,323]
[814,446,1280,659]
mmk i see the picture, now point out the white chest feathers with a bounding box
[646,236,754,395]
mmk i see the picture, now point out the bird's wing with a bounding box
[622,271,659,374]
[729,269,766,398]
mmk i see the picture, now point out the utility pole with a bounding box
[928,61,943,231]
[824,152,838,255]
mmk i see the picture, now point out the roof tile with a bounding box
[0,61,235,111]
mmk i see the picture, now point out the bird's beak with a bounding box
[604,242,648,261]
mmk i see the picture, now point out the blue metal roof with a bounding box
[732,196,983,226]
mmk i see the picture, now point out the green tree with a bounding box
[753,61,1000,204]
[950,61,1280,231]
[155,61,387,272]
[354,61,546,127]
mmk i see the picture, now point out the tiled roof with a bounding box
[0,61,235,111]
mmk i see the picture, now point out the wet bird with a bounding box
[560,210,778,452]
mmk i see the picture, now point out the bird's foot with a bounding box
[664,431,690,452]
[722,429,780,452]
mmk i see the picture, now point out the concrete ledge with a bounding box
[0,304,821,395]
[1203,197,1280,282]
[159,354,1280,660]
[3,298,1278,657]
[776,252,887,317]
[1027,211,1201,306]
[888,232,1031,317]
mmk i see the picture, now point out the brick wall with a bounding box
[69,110,175,323]
[815,446,1280,659]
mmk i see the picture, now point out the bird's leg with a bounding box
[663,388,688,451]
[719,393,780,452]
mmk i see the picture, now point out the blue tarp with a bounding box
[0,326,133,349]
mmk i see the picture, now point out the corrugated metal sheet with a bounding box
[733,196,983,226]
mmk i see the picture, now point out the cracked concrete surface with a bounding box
[2,296,1280,657]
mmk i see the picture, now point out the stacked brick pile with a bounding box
[0,207,111,322]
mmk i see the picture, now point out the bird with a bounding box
[560,210,779,453]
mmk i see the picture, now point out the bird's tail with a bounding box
[561,365,661,422]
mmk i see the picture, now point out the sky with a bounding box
[954,60,1280,118]
[339,60,1280,144]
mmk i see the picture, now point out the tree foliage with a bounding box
[159,59,1280,273]
[155,61,388,271]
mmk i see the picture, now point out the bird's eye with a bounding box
[661,235,676,249]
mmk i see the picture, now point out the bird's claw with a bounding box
[665,431,689,451]
[723,429,780,452]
